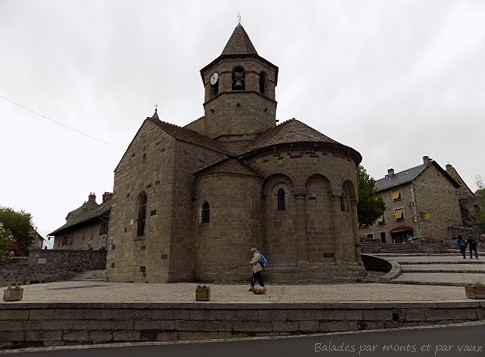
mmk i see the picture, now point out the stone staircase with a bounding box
[361,240,424,254]
[70,269,106,281]
[377,253,485,286]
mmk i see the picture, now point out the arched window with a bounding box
[259,71,267,94]
[232,66,245,90]
[340,194,347,212]
[211,81,219,97]
[137,193,148,236]
[341,182,354,213]
[201,201,210,223]
[277,188,286,211]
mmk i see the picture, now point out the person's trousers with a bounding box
[251,271,265,287]
[459,246,466,258]
[470,247,479,259]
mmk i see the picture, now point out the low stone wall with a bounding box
[0,301,484,349]
[0,250,106,287]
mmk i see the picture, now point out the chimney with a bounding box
[88,192,96,203]
[387,168,395,177]
[102,192,113,203]
[423,156,432,164]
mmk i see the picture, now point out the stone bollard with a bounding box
[195,285,210,301]
[3,284,24,302]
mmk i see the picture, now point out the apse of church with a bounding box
[106,24,364,284]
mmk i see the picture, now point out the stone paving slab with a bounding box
[0,281,471,304]
[375,254,483,264]
[401,264,485,272]
[391,272,485,286]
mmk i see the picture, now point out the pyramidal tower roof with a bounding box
[221,24,258,55]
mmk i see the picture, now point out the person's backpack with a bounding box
[259,254,268,268]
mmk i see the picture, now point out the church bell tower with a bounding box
[200,24,279,142]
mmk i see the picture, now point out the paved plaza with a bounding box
[3,253,483,305]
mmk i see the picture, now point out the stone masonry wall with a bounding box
[244,145,363,283]
[167,140,226,282]
[414,166,463,240]
[106,120,226,284]
[106,122,177,283]
[0,250,106,287]
[1,301,484,349]
[194,169,263,282]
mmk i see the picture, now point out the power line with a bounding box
[0,94,123,150]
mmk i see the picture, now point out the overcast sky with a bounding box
[1,0,484,246]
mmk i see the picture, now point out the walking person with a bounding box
[457,235,467,259]
[249,247,266,294]
[467,235,479,259]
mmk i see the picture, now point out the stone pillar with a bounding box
[294,190,308,266]
[351,198,361,262]
[330,194,343,261]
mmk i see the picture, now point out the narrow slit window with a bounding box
[277,188,286,211]
[201,202,210,223]
[137,193,148,236]
[259,71,267,94]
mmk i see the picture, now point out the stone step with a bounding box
[387,272,485,287]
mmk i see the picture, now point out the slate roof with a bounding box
[221,24,258,56]
[149,117,228,154]
[200,24,278,85]
[49,199,111,236]
[375,161,460,192]
[238,118,361,163]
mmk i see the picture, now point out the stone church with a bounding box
[106,24,364,284]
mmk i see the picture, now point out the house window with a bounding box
[137,192,148,237]
[201,202,210,223]
[99,222,108,235]
[420,211,430,222]
[366,233,374,239]
[232,66,245,90]
[277,188,286,211]
[394,208,404,221]
[391,189,401,201]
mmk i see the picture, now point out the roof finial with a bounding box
[237,13,242,25]
[150,104,159,120]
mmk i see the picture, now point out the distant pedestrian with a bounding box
[456,235,467,259]
[467,235,479,259]
[249,247,266,293]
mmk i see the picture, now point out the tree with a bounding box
[475,175,485,233]
[0,207,35,256]
[357,165,386,227]
[0,222,15,262]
